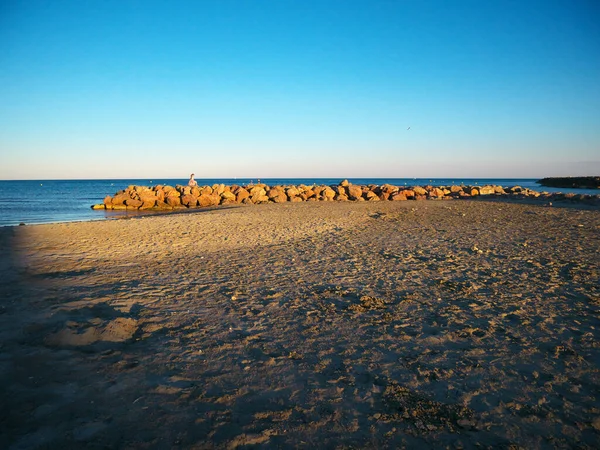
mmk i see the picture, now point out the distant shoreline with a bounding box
[537,176,600,189]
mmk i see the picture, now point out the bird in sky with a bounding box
[407,127,411,130]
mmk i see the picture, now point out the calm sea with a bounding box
[0,178,596,227]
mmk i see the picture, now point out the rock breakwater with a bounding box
[537,176,600,189]
[92,180,600,210]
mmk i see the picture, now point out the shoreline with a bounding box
[2,200,599,448]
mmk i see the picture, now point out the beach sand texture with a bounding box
[1,199,599,448]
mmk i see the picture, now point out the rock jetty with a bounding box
[92,180,599,211]
[537,176,600,189]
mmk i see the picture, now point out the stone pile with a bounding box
[92,180,600,210]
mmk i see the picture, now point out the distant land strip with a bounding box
[92,180,600,211]
[537,176,600,189]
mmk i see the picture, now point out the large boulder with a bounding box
[381,184,398,195]
[235,187,250,203]
[268,187,288,203]
[312,186,325,197]
[413,186,427,196]
[303,188,316,199]
[250,186,268,203]
[155,200,172,210]
[391,192,407,201]
[429,187,445,198]
[124,198,143,208]
[347,185,363,200]
[286,186,301,197]
[111,193,129,206]
[166,196,181,207]
[213,184,226,196]
[198,194,217,207]
[139,199,156,210]
[479,185,495,195]
[322,187,336,200]
[334,185,347,196]
[221,191,236,202]
[365,191,380,201]
[402,189,415,199]
[181,194,198,207]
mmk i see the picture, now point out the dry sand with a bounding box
[1,199,599,449]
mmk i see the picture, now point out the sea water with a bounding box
[0,178,596,227]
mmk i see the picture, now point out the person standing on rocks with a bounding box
[188,174,198,187]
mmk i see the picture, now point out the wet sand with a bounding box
[1,199,599,449]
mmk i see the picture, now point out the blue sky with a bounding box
[1,0,599,179]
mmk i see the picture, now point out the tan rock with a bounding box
[125,198,143,208]
[91,204,105,210]
[391,192,407,201]
[494,186,506,194]
[286,186,301,197]
[339,179,350,187]
[323,187,336,200]
[365,191,380,201]
[163,186,178,197]
[334,185,347,196]
[450,185,462,193]
[221,191,236,202]
[111,193,129,206]
[198,194,214,207]
[236,188,250,203]
[155,201,172,210]
[200,186,213,195]
[255,194,270,204]
[413,186,427,196]
[213,184,226,196]
[402,189,415,199]
[470,188,480,196]
[181,194,198,207]
[335,194,349,201]
[139,200,156,210]
[479,185,495,195]
[166,196,181,207]
[429,188,445,198]
[347,185,363,200]
[268,187,288,203]
[381,184,398,194]
[249,186,266,197]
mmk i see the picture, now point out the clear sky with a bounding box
[1,0,599,180]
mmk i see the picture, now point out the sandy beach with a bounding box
[1,198,599,449]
